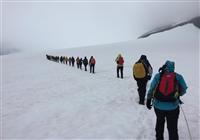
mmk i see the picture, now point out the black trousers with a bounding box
[80,64,82,70]
[90,64,95,73]
[84,65,87,71]
[117,66,123,78]
[154,107,180,140]
[136,79,148,103]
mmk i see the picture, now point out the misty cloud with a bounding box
[1,1,199,51]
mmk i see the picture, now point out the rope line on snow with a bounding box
[180,105,192,140]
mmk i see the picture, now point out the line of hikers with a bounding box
[115,54,188,140]
[47,53,188,140]
[46,54,96,73]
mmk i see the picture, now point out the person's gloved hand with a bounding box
[179,99,183,104]
[147,75,151,80]
[146,99,152,110]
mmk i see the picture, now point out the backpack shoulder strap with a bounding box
[140,60,149,75]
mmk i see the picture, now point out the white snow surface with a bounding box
[1,25,199,139]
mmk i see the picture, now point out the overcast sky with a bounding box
[1,1,199,51]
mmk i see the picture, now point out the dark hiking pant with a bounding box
[136,79,148,104]
[154,107,180,140]
[117,66,123,78]
[84,65,87,71]
[90,64,95,73]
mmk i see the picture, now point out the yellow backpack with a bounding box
[133,63,146,78]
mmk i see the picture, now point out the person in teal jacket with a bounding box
[146,60,188,140]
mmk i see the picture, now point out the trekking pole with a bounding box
[180,105,192,140]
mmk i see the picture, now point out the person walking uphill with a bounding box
[146,60,188,140]
[89,56,96,73]
[76,57,80,69]
[133,55,152,105]
[71,56,75,67]
[115,54,124,79]
[79,58,83,70]
[83,56,88,71]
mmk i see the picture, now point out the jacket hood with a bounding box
[165,60,175,72]
[118,54,122,58]
[140,55,147,60]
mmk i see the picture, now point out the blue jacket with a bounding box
[147,60,188,110]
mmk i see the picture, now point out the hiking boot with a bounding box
[139,101,145,105]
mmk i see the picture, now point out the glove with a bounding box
[116,61,119,64]
[179,99,183,104]
[177,96,184,104]
[146,99,152,110]
[147,75,151,80]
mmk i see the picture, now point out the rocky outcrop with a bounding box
[138,16,200,39]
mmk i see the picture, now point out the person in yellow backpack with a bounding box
[133,55,153,105]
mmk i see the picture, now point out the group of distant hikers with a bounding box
[116,53,188,140]
[46,54,96,73]
[47,53,188,140]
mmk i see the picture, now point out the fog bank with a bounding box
[1,1,199,51]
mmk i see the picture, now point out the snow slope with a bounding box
[1,24,199,139]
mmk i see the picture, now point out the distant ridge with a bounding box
[138,16,200,39]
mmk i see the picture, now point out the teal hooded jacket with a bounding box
[147,60,188,110]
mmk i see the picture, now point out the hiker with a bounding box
[115,54,124,78]
[83,56,88,71]
[60,56,63,63]
[146,60,187,140]
[89,56,96,73]
[46,54,50,60]
[64,56,68,65]
[76,57,80,69]
[133,55,153,105]
[71,57,75,67]
[79,58,83,70]
[69,57,72,66]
